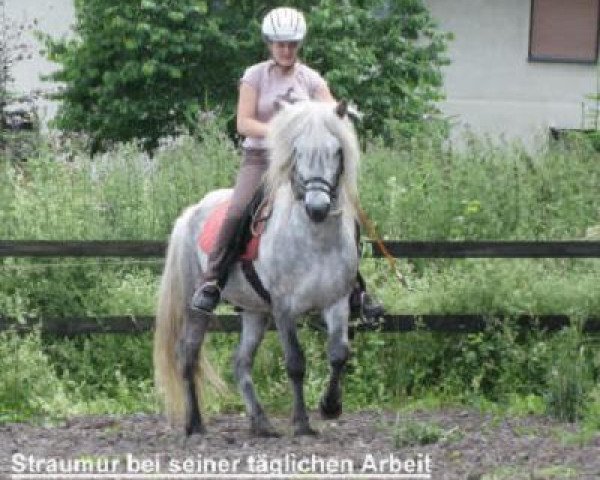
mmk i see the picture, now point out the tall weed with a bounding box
[0,126,599,422]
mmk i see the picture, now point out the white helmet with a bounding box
[262,7,307,43]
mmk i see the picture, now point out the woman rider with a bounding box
[191,7,383,320]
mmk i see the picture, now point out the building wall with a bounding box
[424,0,599,145]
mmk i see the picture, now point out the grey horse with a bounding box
[154,100,361,437]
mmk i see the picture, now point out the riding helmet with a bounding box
[261,7,307,43]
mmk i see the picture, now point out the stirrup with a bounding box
[190,281,221,313]
[360,292,385,326]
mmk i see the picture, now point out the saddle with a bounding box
[198,200,262,260]
[197,188,271,303]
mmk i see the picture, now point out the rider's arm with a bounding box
[313,83,336,103]
[237,83,269,138]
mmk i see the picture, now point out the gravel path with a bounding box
[1,409,599,479]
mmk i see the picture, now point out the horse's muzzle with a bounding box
[304,190,331,223]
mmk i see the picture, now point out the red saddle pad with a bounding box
[198,201,261,261]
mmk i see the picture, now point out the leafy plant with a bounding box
[0,329,71,422]
[0,328,157,421]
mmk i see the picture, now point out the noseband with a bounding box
[291,153,344,201]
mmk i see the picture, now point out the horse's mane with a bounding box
[264,101,361,221]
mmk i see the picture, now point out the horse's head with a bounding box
[290,124,344,222]
[266,100,360,223]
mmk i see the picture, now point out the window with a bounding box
[529,0,600,63]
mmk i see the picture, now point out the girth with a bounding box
[241,260,271,305]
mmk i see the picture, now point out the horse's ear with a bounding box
[335,100,348,118]
[347,104,363,122]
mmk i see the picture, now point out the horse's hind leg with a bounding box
[320,297,350,419]
[274,310,316,436]
[234,312,278,437]
[177,309,210,435]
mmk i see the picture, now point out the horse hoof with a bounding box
[293,424,318,437]
[185,422,206,436]
[319,397,342,419]
[251,417,280,438]
[252,426,281,438]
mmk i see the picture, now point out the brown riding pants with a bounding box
[203,148,269,285]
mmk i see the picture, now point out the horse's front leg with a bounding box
[273,309,317,436]
[320,296,351,419]
[235,312,279,437]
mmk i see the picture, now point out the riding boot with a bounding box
[191,281,221,313]
[191,214,243,313]
[350,271,385,321]
[350,221,385,321]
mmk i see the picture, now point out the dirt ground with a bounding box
[1,409,599,479]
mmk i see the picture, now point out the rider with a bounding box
[191,7,383,319]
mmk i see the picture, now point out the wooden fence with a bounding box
[1,239,599,335]
[1,314,599,336]
[2,240,600,258]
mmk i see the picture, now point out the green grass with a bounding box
[392,415,462,447]
[1,125,599,425]
[482,465,581,480]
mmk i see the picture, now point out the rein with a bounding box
[358,207,409,289]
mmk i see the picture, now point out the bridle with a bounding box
[290,151,345,202]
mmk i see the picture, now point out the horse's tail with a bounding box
[153,205,224,425]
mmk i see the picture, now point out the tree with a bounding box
[44,0,450,152]
[43,0,210,153]
[303,0,451,142]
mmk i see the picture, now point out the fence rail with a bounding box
[2,240,599,336]
[2,240,600,258]
[1,314,599,335]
